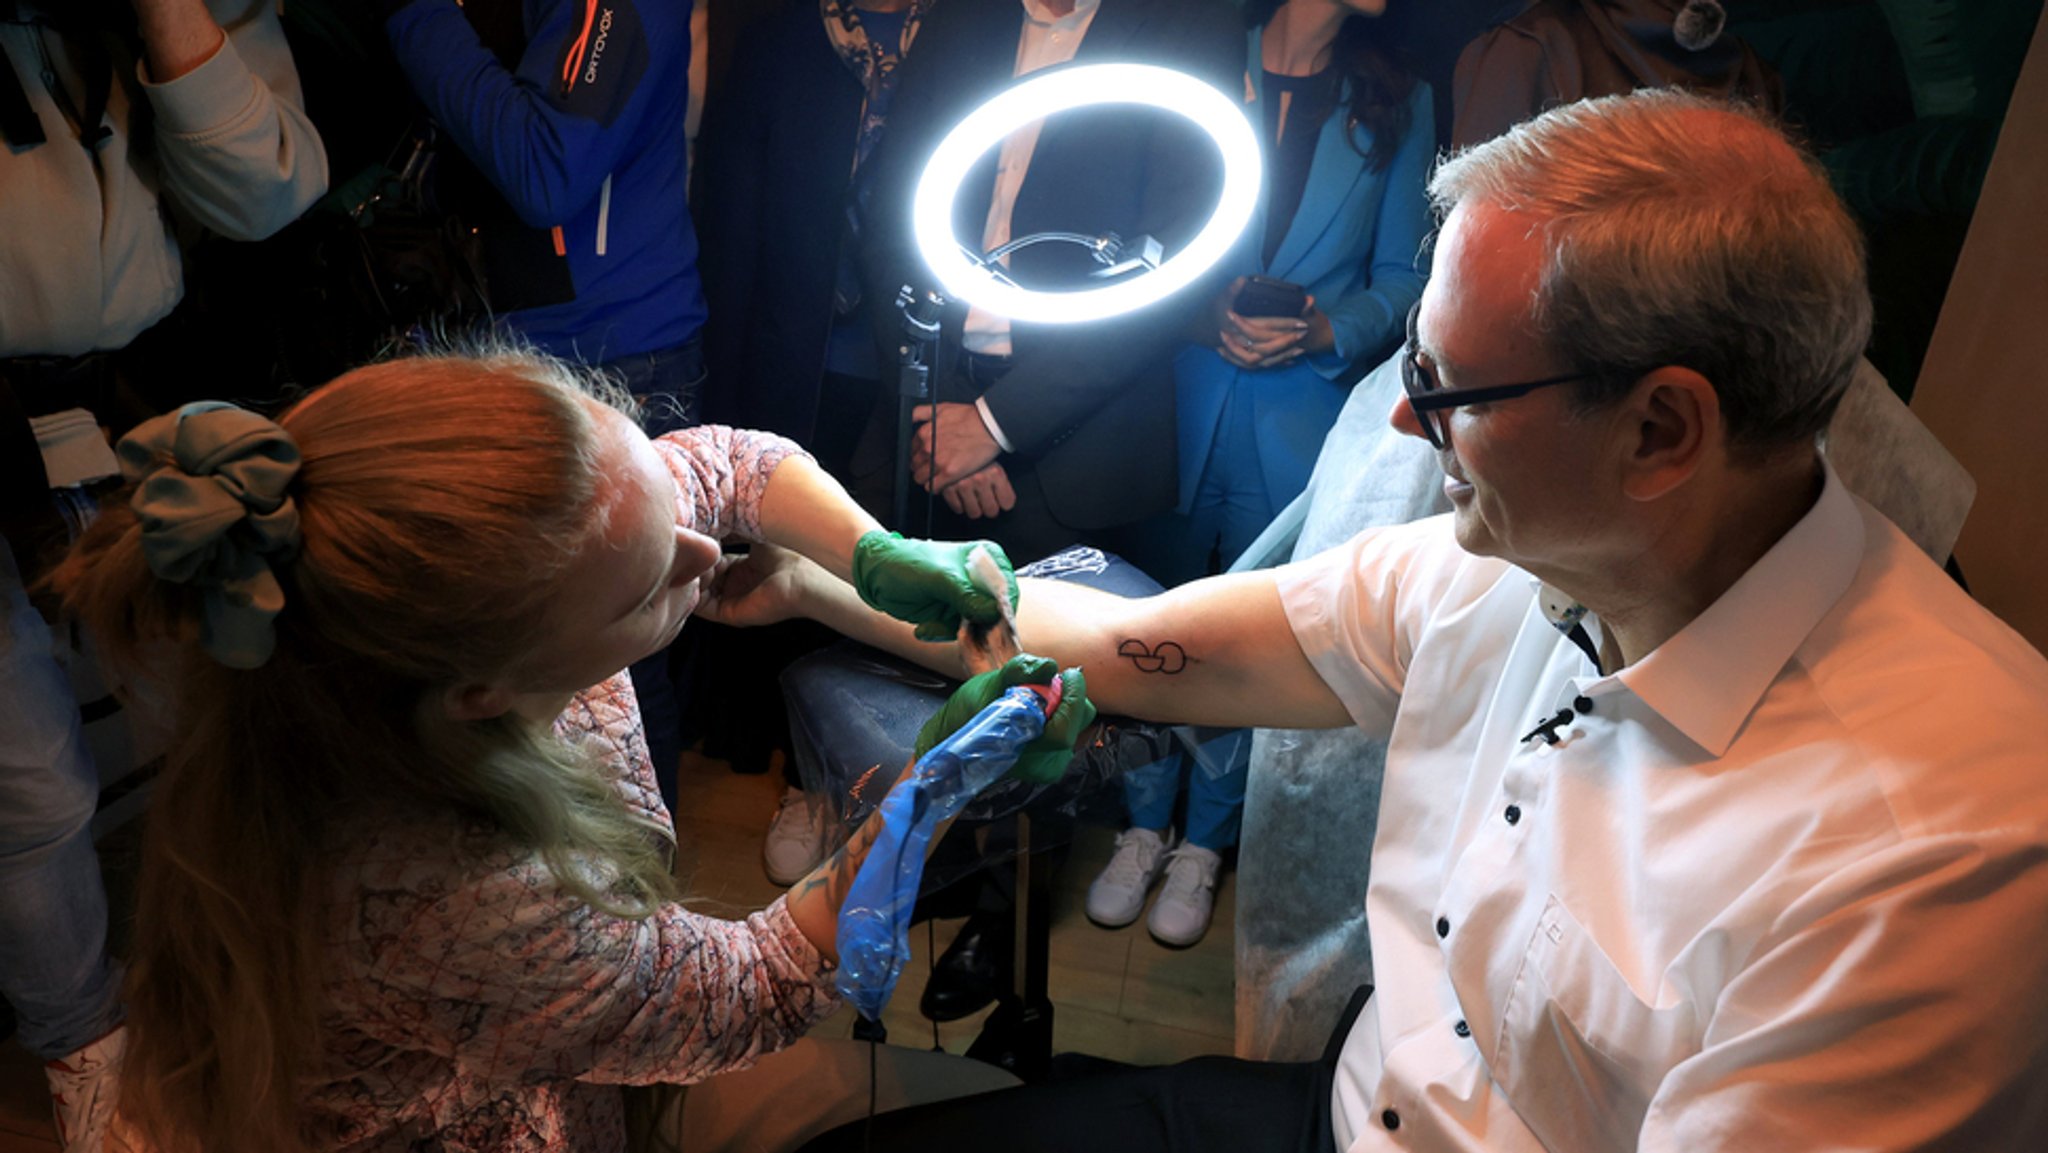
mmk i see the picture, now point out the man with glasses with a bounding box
[761,86,2048,1152]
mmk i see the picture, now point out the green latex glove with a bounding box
[914,654,1097,786]
[852,531,1018,642]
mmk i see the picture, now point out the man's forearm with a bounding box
[132,0,225,83]
[803,568,1350,732]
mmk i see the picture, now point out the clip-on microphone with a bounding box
[1522,695,1595,746]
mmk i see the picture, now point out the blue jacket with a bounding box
[386,0,703,361]
[1175,28,1432,515]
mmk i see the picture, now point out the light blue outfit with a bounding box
[1124,33,1434,852]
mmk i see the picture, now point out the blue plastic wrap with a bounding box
[835,684,1053,1020]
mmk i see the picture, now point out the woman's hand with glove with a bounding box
[912,654,1095,785]
[851,532,1018,641]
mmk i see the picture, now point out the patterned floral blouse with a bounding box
[304,428,841,1152]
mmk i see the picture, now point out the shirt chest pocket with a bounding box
[1489,895,1706,1153]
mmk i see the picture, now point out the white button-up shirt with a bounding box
[1276,465,2048,1151]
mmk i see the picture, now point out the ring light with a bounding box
[910,63,1261,324]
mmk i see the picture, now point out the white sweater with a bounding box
[0,0,328,357]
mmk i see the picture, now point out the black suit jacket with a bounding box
[860,0,1245,532]
[692,3,866,441]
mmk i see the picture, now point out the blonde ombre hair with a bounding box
[50,347,679,1153]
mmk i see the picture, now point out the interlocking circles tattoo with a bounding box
[1117,638,1188,675]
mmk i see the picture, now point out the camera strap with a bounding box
[0,40,44,146]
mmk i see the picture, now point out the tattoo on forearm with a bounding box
[1117,638,1189,675]
[791,805,885,914]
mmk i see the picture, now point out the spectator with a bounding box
[692,0,940,885]
[1088,0,1434,949]
[697,0,935,482]
[380,0,704,422]
[858,0,1246,562]
[0,2,326,1148]
[1450,0,1779,148]
[379,0,706,803]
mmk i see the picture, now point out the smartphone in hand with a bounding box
[1232,275,1309,318]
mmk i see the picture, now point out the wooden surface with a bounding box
[675,748,1240,1060]
[1911,9,2048,655]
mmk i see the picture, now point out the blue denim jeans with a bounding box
[606,336,706,442]
[609,335,707,807]
[0,537,122,1058]
[1121,728,1252,852]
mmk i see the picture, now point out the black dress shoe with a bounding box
[920,909,1013,1022]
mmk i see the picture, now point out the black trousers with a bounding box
[795,988,1368,1153]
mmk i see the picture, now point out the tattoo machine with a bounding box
[836,679,1062,1021]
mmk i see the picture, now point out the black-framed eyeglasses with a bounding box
[1399,301,1590,449]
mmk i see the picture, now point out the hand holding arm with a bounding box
[694,537,1007,651]
[910,655,1094,785]
[792,557,1349,731]
[681,443,1023,655]
[697,541,1350,731]
[850,532,1017,641]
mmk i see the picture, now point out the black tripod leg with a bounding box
[892,360,921,532]
[965,811,1055,1081]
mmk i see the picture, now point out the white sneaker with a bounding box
[1085,827,1175,927]
[763,787,833,887]
[47,1025,125,1153]
[1147,844,1222,947]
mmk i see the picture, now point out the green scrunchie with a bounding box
[117,401,302,670]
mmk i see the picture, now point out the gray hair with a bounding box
[1428,88,1871,461]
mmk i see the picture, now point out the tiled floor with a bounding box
[0,749,1237,1150]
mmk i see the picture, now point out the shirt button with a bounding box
[1382,1109,1401,1130]
[1435,916,1450,938]
[1504,804,1521,825]
[1454,1020,1471,1038]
